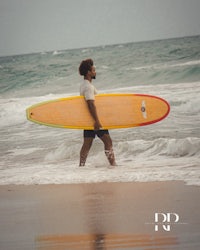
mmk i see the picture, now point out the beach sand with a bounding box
[0,181,199,250]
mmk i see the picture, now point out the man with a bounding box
[79,59,116,167]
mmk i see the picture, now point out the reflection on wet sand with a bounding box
[37,233,178,249]
[36,183,179,249]
[2,182,199,249]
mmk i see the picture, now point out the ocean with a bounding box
[0,36,200,185]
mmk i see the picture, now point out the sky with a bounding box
[0,0,200,56]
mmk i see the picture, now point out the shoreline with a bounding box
[0,181,200,250]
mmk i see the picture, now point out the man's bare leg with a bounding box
[79,137,93,166]
[99,134,117,166]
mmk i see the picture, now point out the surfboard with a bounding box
[26,93,170,129]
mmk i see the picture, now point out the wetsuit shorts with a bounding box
[83,130,109,138]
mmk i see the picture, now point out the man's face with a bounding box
[89,66,96,79]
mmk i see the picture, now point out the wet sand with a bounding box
[0,181,199,250]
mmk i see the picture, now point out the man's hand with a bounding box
[87,100,102,130]
[94,120,102,130]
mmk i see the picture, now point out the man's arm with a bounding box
[87,100,102,130]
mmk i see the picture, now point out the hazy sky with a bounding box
[1,0,200,56]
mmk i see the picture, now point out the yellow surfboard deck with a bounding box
[26,93,170,129]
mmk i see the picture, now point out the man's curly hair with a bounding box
[79,59,94,76]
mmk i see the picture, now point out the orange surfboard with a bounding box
[26,93,170,129]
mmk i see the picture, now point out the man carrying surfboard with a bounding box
[79,59,116,167]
